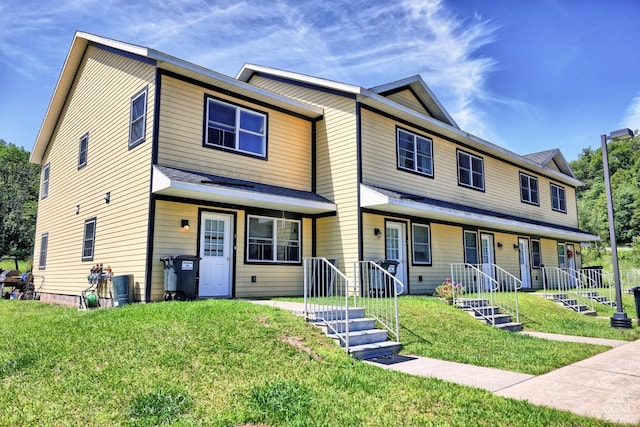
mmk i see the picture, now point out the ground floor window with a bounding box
[39,233,48,269]
[82,217,97,261]
[557,242,566,267]
[531,239,541,268]
[464,230,479,264]
[412,223,431,264]
[247,215,300,262]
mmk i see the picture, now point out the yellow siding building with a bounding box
[29,32,598,306]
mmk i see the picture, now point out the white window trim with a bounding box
[519,172,539,205]
[205,97,267,158]
[129,86,148,149]
[457,150,485,191]
[558,242,566,267]
[82,217,97,262]
[550,183,567,213]
[78,133,88,169]
[247,215,300,263]
[397,128,433,176]
[411,223,432,264]
[41,163,50,200]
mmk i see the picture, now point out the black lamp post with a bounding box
[601,128,634,329]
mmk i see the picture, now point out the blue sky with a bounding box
[1,0,639,162]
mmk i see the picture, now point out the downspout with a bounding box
[144,68,162,302]
[356,101,363,264]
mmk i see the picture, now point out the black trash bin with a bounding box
[112,274,133,307]
[633,286,640,320]
[370,259,399,297]
[160,255,200,301]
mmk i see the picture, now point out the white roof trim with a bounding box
[152,166,336,215]
[360,184,599,242]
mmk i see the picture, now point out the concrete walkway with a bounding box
[248,300,640,424]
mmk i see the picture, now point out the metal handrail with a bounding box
[541,267,595,312]
[303,257,352,352]
[353,261,404,342]
[450,263,521,324]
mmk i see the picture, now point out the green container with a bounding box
[112,274,133,307]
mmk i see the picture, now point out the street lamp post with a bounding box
[601,128,634,329]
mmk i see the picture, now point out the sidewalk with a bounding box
[248,300,640,424]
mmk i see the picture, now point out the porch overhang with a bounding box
[153,166,336,215]
[361,184,600,242]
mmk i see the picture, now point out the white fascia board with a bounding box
[153,167,336,214]
[361,184,599,242]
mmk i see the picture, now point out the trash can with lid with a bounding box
[369,259,399,297]
[160,255,199,301]
[112,274,133,307]
[633,286,640,320]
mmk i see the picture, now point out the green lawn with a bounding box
[518,292,640,341]
[398,296,612,375]
[0,299,621,426]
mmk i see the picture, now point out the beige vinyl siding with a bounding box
[385,89,430,116]
[541,238,561,268]
[360,108,580,228]
[248,75,361,277]
[156,75,312,191]
[152,200,312,299]
[32,45,154,301]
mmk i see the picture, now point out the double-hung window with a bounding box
[557,243,566,267]
[39,233,48,270]
[464,230,479,264]
[457,150,484,190]
[550,183,566,212]
[531,239,541,268]
[397,128,433,176]
[82,217,97,261]
[247,215,300,263]
[412,224,432,264]
[129,87,147,149]
[519,172,539,205]
[205,97,267,158]
[78,133,88,169]
[41,163,50,200]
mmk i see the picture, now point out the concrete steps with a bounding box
[577,291,617,307]
[546,294,597,316]
[313,308,402,360]
[455,298,523,332]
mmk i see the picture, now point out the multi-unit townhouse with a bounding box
[30,32,598,306]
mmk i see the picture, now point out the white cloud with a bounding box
[622,94,640,134]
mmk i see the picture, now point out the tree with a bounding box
[570,134,640,245]
[0,140,41,260]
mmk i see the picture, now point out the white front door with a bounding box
[199,213,233,298]
[385,222,406,287]
[519,237,532,288]
[480,233,495,290]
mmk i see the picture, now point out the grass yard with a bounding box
[398,297,611,375]
[518,292,640,341]
[0,299,621,426]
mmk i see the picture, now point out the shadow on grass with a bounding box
[399,325,432,346]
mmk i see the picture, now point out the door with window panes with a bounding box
[385,222,406,287]
[199,213,233,297]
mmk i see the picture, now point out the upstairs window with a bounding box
[205,97,267,158]
[457,150,484,191]
[412,223,432,264]
[78,133,88,169]
[41,163,50,200]
[247,215,299,263]
[520,172,539,205]
[550,183,566,213]
[129,86,148,149]
[397,128,433,176]
[82,217,97,261]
